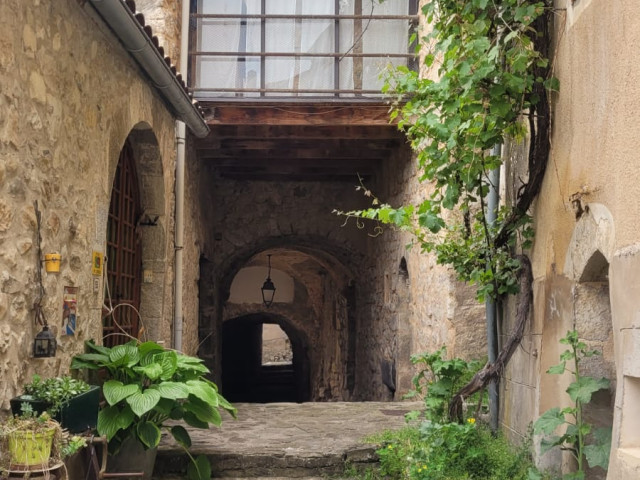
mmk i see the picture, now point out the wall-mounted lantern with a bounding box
[32,200,57,358]
[261,254,276,307]
[33,324,57,358]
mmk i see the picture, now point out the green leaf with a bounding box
[547,361,566,374]
[153,397,176,416]
[186,380,219,407]
[126,388,162,417]
[137,420,162,449]
[567,377,609,404]
[539,435,562,455]
[138,341,164,357]
[133,363,164,380]
[97,404,134,441]
[84,341,112,356]
[70,353,110,370]
[109,342,141,367]
[533,408,565,435]
[158,351,179,380]
[153,381,190,400]
[185,395,222,426]
[103,380,140,406]
[544,76,560,92]
[585,427,612,470]
[170,425,192,449]
[187,455,211,480]
[183,410,209,429]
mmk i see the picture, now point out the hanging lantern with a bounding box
[33,325,57,358]
[261,254,276,307]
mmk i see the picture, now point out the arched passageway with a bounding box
[222,313,310,403]
[208,244,358,402]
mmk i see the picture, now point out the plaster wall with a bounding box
[0,0,181,409]
[498,1,640,477]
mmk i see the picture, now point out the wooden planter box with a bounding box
[10,385,100,433]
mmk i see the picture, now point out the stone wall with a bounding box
[194,168,372,399]
[0,0,180,409]
[355,143,487,401]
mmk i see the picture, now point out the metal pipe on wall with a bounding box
[173,0,192,352]
[486,144,502,432]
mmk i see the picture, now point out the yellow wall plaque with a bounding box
[92,251,104,276]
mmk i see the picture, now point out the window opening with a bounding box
[261,323,293,365]
[191,0,418,98]
[104,140,142,347]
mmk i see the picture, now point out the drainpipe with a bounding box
[173,0,191,352]
[486,144,501,433]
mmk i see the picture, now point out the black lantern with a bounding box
[261,254,276,307]
[33,325,57,358]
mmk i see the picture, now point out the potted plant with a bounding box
[1,404,60,471]
[71,340,237,480]
[10,374,100,433]
[0,403,88,475]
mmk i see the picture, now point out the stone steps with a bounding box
[154,445,376,478]
[154,402,420,479]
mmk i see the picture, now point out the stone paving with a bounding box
[155,401,422,478]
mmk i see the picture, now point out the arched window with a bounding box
[104,140,142,346]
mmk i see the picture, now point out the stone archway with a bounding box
[562,203,616,479]
[221,313,310,403]
[209,241,359,402]
[104,124,167,345]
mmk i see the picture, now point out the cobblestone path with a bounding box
[155,401,421,479]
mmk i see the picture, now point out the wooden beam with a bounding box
[203,158,380,169]
[203,104,395,126]
[199,147,390,160]
[215,172,372,182]
[197,138,399,151]
[201,125,404,141]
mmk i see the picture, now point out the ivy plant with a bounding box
[533,330,611,479]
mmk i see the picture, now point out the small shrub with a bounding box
[404,347,485,423]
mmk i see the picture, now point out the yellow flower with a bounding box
[467,417,476,424]
[387,444,394,450]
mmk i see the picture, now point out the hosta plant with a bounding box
[71,340,236,480]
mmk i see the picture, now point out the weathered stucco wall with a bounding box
[499,1,640,477]
[0,0,180,409]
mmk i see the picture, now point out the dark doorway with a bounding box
[222,314,310,403]
[104,139,142,347]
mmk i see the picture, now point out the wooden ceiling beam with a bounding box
[202,125,405,141]
[197,138,399,151]
[215,172,372,182]
[204,158,380,168]
[199,148,390,160]
[203,104,394,126]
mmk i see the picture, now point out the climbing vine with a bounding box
[337,0,555,416]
